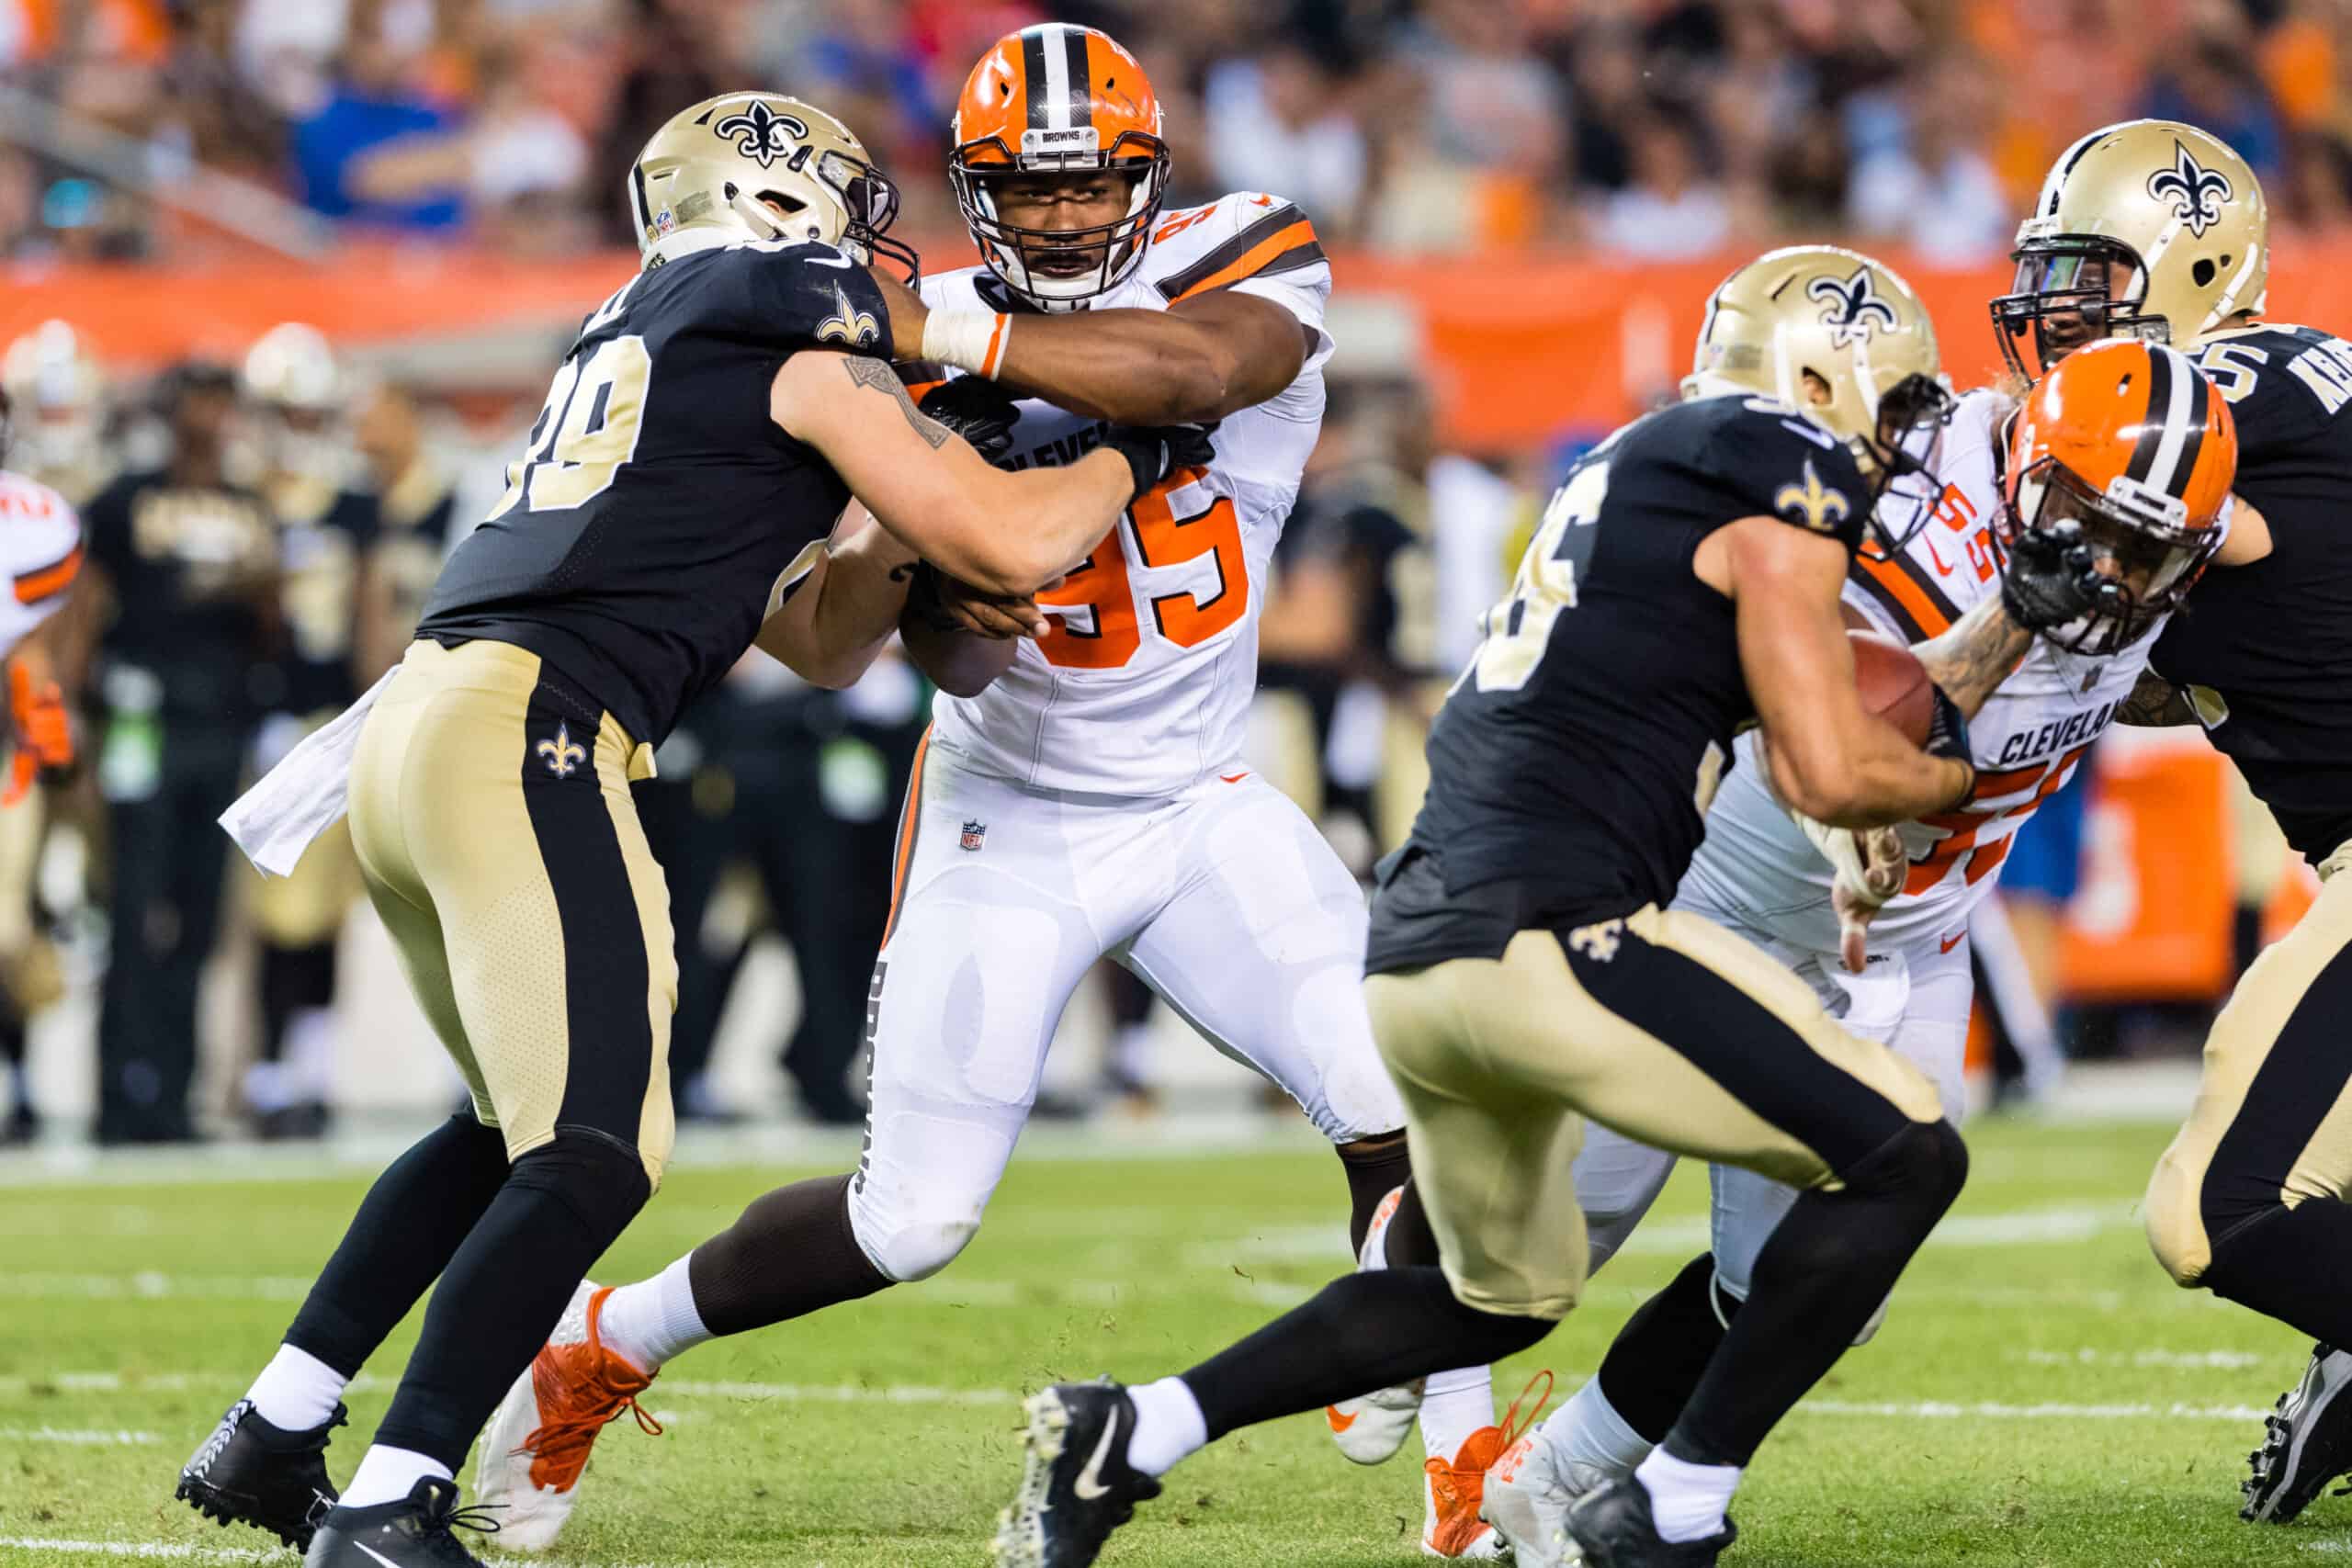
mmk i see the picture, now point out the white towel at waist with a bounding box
[220,669,397,878]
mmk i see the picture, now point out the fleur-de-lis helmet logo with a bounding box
[2146,140,2233,238]
[714,99,810,169]
[816,282,881,349]
[1806,265,1901,348]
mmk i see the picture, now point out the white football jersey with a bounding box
[1682,389,2177,953]
[921,191,1334,796]
[0,468,81,655]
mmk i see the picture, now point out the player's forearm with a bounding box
[926,450,1133,595]
[755,525,919,689]
[1766,713,1971,829]
[2116,670,2199,726]
[993,310,1239,423]
[1911,597,2031,717]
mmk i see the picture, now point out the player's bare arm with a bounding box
[1706,514,1973,827]
[1910,596,2032,716]
[769,350,1138,597]
[752,503,922,689]
[873,263,1306,423]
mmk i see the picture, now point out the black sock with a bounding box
[686,1173,891,1337]
[258,941,337,1065]
[1384,1179,1441,1269]
[1180,1266,1555,1441]
[1596,1253,1731,1446]
[284,1115,511,1377]
[1337,1129,1411,1257]
[372,1134,650,1471]
[1667,1118,1966,1467]
[2205,1198,2352,1343]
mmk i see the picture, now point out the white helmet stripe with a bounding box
[1040,25,1074,132]
[2141,345,2198,495]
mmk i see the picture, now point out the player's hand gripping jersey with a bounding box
[1368,393,1874,970]
[418,240,893,748]
[0,469,80,656]
[920,190,1332,795]
[2160,324,2352,863]
[1680,389,2182,954]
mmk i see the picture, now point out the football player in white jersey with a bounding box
[1481,332,2240,1566]
[474,24,1509,1558]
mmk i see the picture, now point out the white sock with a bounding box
[1634,1447,1740,1543]
[1543,1376,1654,1481]
[244,1344,347,1433]
[340,1445,451,1508]
[1418,1365,1493,1462]
[1123,1376,1207,1477]
[595,1256,708,1373]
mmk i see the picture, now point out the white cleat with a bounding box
[1481,1427,1612,1568]
[1326,1186,1426,1466]
[472,1279,661,1552]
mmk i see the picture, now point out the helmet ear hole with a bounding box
[2192,258,2217,287]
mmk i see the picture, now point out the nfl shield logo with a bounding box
[960,819,987,852]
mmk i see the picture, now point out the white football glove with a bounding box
[1796,814,1906,975]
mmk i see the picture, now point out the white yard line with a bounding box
[1798,1399,2272,1421]
[2016,1348,2267,1370]
[0,1428,159,1445]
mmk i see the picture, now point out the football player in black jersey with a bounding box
[178,92,1206,1568]
[1995,118,2352,1526]
[989,248,2096,1568]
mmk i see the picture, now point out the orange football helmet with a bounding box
[2005,338,2235,653]
[949,23,1170,310]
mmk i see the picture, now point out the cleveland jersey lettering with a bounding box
[0,469,80,658]
[920,190,1333,795]
[2158,323,2352,861]
[1374,394,1871,965]
[419,240,890,747]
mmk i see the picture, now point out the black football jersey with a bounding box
[83,468,279,720]
[267,479,380,716]
[418,240,890,746]
[2158,325,2352,862]
[1368,395,1870,972]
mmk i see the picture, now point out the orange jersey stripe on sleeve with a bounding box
[14,542,80,606]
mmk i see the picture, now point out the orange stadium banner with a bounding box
[17,231,2352,451]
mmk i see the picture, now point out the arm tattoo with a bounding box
[1910,597,2033,716]
[842,355,952,450]
[2115,671,2199,727]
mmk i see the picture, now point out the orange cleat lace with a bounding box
[515,1287,663,1495]
[1422,1370,1555,1557]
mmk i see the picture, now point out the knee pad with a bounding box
[1843,1116,1969,1214]
[508,1130,653,1243]
[848,1178,986,1283]
[2144,1156,2213,1289]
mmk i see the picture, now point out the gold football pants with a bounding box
[1367,902,1944,1319]
[2148,840,2352,1286]
[346,638,675,1186]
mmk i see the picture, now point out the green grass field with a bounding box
[2,1114,2346,1567]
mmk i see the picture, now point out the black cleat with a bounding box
[2245,1343,2352,1522]
[1566,1476,1737,1567]
[991,1380,1162,1568]
[304,1477,498,1568]
[176,1399,346,1551]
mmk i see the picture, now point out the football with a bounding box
[1850,628,1935,745]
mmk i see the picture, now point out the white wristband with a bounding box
[921,309,1011,379]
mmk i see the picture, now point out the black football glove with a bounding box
[1100,423,1218,502]
[2001,517,2114,632]
[1924,680,1977,809]
[917,378,1023,463]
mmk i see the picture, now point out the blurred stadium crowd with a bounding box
[0,0,2324,1146]
[7,0,2352,263]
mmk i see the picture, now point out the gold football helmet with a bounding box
[1685,244,1951,520]
[628,93,914,276]
[2,320,105,479]
[1992,118,2267,378]
[243,322,349,487]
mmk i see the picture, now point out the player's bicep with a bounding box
[1724,516,1865,766]
[1168,288,1310,408]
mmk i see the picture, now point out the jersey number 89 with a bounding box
[490,336,653,519]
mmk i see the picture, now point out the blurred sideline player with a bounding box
[0,377,86,1138]
[985,249,2075,1568]
[241,323,379,1141]
[1487,332,2238,1564]
[480,24,1507,1558]
[178,91,1196,1568]
[1983,120,2352,1525]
